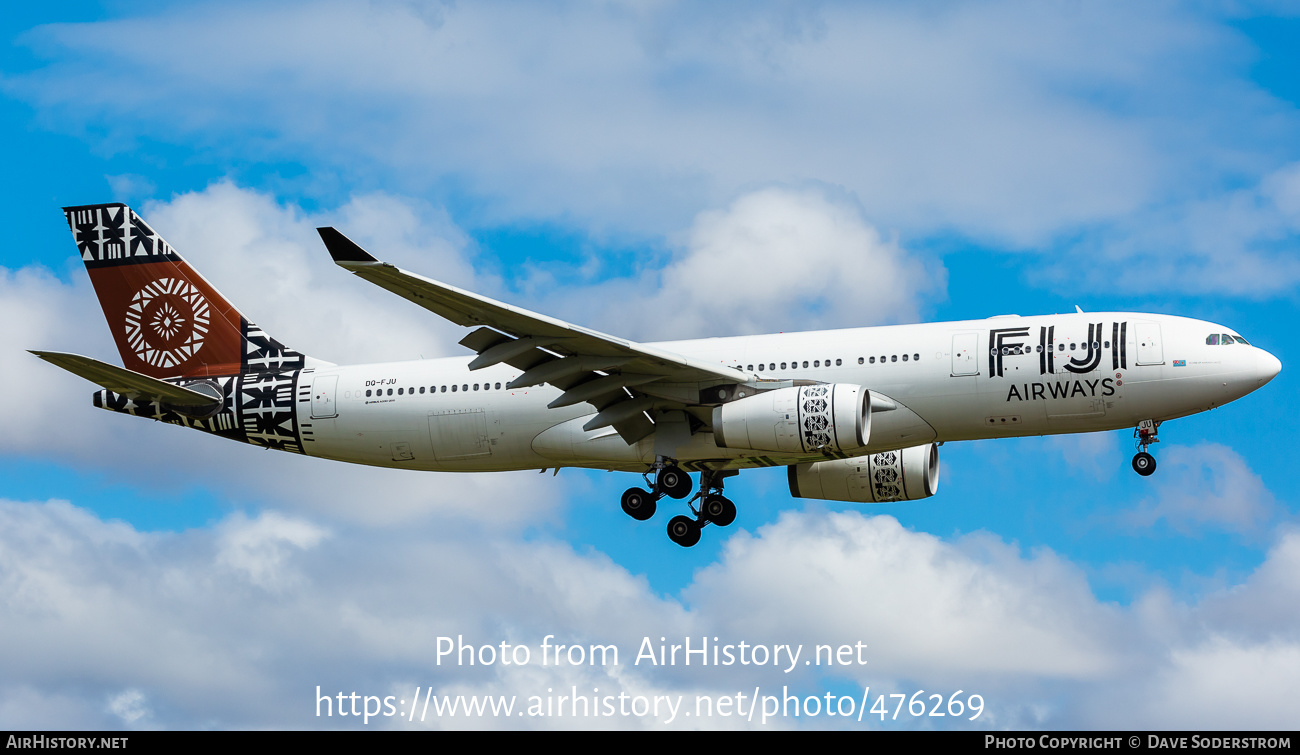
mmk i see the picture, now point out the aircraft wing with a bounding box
[29,350,221,408]
[319,228,745,444]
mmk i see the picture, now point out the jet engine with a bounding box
[788,443,939,503]
[712,384,870,455]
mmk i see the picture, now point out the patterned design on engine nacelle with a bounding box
[712,384,871,456]
[788,443,940,503]
[799,385,832,449]
[868,449,902,500]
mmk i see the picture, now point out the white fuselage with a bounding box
[294,312,1278,473]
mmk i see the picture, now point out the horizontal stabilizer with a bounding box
[29,351,221,407]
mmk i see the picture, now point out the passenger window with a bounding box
[891,355,897,363]
[914,353,919,361]
[902,354,909,362]
[441,386,446,393]
[365,390,372,397]
[452,385,457,392]
[836,359,842,366]
[419,387,425,394]
[869,357,875,364]
[496,382,502,389]
[387,389,393,396]
[463,384,468,391]
[858,357,864,365]
[802,361,809,368]
[781,362,787,369]
[814,360,820,367]
[1059,344,1065,351]
[398,388,404,395]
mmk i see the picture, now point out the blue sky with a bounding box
[1,1,1298,730]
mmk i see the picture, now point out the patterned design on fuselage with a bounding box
[64,204,182,268]
[237,369,302,452]
[94,368,304,455]
[799,385,832,451]
[96,375,242,438]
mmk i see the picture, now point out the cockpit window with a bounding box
[1233,335,1250,345]
[1221,333,1235,345]
[1206,334,1220,345]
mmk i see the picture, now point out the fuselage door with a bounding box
[310,375,339,419]
[951,333,980,376]
[1135,323,1164,365]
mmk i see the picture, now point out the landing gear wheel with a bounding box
[621,487,657,521]
[701,495,736,527]
[667,515,701,547]
[1132,452,1157,476]
[657,465,692,500]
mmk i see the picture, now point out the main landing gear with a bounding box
[620,462,738,548]
[1132,419,1160,476]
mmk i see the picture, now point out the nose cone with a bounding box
[1257,349,1281,386]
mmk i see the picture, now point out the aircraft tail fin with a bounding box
[62,203,305,379]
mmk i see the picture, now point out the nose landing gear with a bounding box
[1132,419,1160,476]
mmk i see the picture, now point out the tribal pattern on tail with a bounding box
[92,319,305,453]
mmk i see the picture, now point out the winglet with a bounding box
[317,227,379,264]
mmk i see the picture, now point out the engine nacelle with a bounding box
[788,443,940,503]
[712,384,870,455]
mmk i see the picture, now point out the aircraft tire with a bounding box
[658,465,692,499]
[701,495,736,527]
[1132,452,1157,476]
[621,487,657,521]
[667,515,701,547]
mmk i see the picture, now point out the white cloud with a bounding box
[215,512,329,592]
[106,688,151,726]
[1123,443,1276,535]
[1045,160,1300,297]
[10,1,1289,254]
[2,498,1298,729]
[1043,431,1119,482]
[687,514,1129,687]
[541,186,942,340]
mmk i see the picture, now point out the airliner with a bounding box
[33,203,1282,547]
